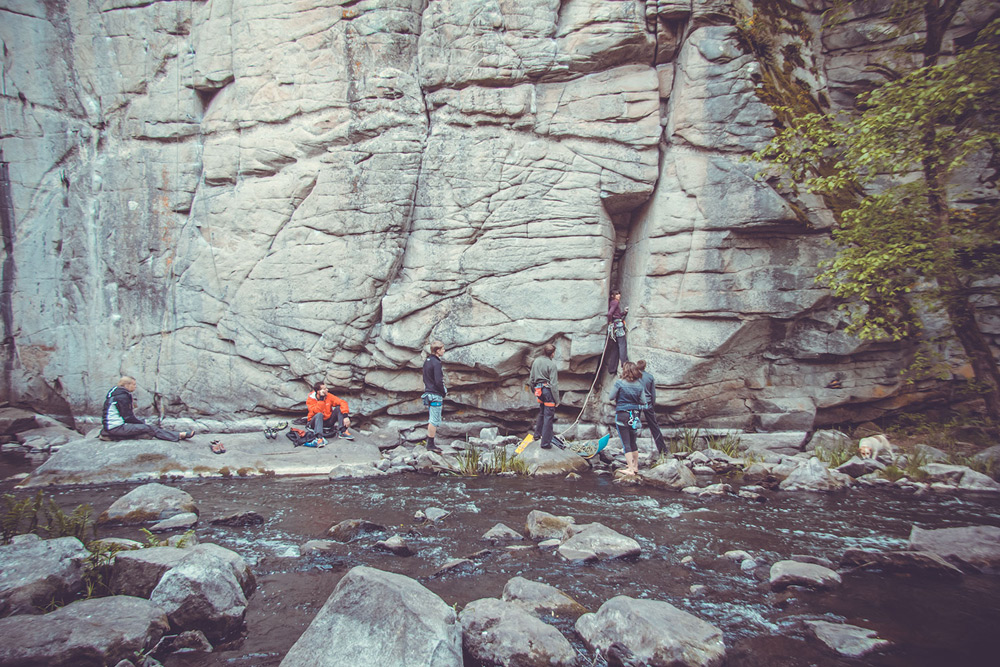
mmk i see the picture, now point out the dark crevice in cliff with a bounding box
[0,149,16,401]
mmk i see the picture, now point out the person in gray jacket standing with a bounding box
[636,360,666,456]
[529,343,559,449]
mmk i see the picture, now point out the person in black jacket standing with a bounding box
[636,360,666,456]
[101,376,194,441]
[421,341,447,452]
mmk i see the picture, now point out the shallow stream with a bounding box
[3,456,1000,666]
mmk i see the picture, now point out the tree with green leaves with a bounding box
[753,1,1000,420]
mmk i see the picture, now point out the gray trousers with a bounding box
[311,411,346,436]
[107,422,180,442]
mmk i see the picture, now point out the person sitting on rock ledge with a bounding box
[306,382,353,440]
[101,376,195,442]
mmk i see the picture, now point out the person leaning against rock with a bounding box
[636,359,666,456]
[422,340,447,452]
[608,361,648,476]
[306,382,353,440]
[101,376,195,442]
[529,343,560,449]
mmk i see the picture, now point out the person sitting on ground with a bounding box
[529,343,560,449]
[101,376,195,442]
[608,361,648,476]
[306,382,353,440]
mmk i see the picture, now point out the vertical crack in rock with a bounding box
[0,150,16,399]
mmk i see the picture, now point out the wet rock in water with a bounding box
[838,549,963,579]
[642,460,695,491]
[539,538,562,550]
[681,556,695,566]
[565,472,581,481]
[425,507,450,522]
[111,546,191,598]
[98,483,198,525]
[149,548,249,642]
[211,511,265,527]
[0,596,169,666]
[525,510,577,541]
[279,566,462,667]
[576,595,726,667]
[804,620,891,658]
[740,559,758,572]
[696,483,732,497]
[613,469,643,484]
[790,554,835,569]
[328,518,387,542]
[835,456,885,477]
[482,523,524,545]
[0,407,38,434]
[432,558,476,578]
[501,576,587,617]
[150,512,199,533]
[737,487,766,502]
[460,597,576,667]
[558,523,641,562]
[689,584,708,597]
[908,525,1000,571]
[152,629,213,655]
[0,536,90,615]
[778,458,852,492]
[957,469,1000,492]
[191,543,256,597]
[329,463,387,480]
[769,560,842,591]
[300,540,339,556]
[920,463,970,484]
[724,550,752,562]
[516,442,589,476]
[375,535,415,557]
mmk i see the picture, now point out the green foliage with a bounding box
[669,428,702,454]
[455,445,530,476]
[706,432,743,457]
[879,464,905,482]
[814,442,856,468]
[902,450,931,481]
[753,9,1000,416]
[1,491,95,545]
[456,446,482,477]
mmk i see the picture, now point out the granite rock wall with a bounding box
[1,0,997,431]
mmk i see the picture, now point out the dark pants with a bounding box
[615,411,639,453]
[107,422,180,442]
[532,386,555,448]
[311,411,346,437]
[606,331,628,375]
[642,408,665,454]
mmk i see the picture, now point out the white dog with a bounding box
[858,434,894,460]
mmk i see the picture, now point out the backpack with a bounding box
[286,427,316,447]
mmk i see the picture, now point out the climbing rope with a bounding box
[555,328,612,439]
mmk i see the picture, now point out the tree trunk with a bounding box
[939,273,1000,420]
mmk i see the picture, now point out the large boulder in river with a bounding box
[778,458,852,492]
[501,576,587,617]
[280,566,462,667]
[839,549,963,579]
[517,442,589,476]
[908,525,1000,571]
[0,536,90,615]
[460,597,576,667]
[111,546,191,598]
[642,459,697,489]
[576,595,726,667]
[769,560,842,591]
[558,523,642,562]
[803,620,890,658]
[525,510,577,541]
[0,596,169,666]
[97,483,198,525]
[149,548,249,642]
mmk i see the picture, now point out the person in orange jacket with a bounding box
[306,382,354,440]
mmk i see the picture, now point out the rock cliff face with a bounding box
[1,0,997,431]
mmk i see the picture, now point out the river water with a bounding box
[3,455,1000,666]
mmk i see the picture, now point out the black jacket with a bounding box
[103,386,143,431]
[422,355,446,396]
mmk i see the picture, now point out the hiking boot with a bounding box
[340,429,355,441]
[540,443,552,449]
